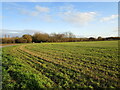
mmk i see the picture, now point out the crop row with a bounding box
[2,41,120,89]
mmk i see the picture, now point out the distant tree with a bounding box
[15,38,27,43]
[63,32,76,42]
[7,39,15,43]
[89,37,96,41]
[22,34,32,43]
[2,38,15,44]
[2,38,8,43]
[0,38,2,44]
[97,36,103,41]
[7,39,12,43]
[64,32,75,38]
[50,33,65,42]
[105,37,120,40]
[33,33,49,43]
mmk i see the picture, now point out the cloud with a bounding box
[20,5,50,17]
[1,29,42,37]
[16,5,53,22]
[8,3,52,22]
[100,14,118,22]
[35,5,50,13]
[59,5,97,26]
[20,9,40,16]
[3,3,39,16]
[60,11,96,26]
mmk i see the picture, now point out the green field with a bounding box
[2,41,120,89]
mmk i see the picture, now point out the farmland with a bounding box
[2,41,120,89]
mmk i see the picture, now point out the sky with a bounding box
[0,2,118,38]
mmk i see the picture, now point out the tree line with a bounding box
[0,32,120,44]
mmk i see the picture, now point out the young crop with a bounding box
[2,41,120,89]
